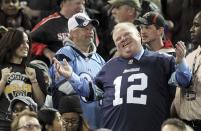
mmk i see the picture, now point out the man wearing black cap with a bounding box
[135,11,175,56]
[50,12,105,129]
[58,95,90,131]
[31,0,84,66]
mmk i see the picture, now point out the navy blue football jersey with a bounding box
[95,50,176,131]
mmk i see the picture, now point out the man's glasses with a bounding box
[17,124,41,130]
[62,118,80,127]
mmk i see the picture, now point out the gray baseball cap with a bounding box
[8,96,37,112]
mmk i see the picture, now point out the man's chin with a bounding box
[121,53,133,59]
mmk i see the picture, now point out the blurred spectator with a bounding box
[11,111,41,131]
[30,60,53,108]
[31,0,84,66]
[8,96,37,120]
[19,0,58,26]
[172,11,201,131]
[0,0,32,32]
[11,110,41,131]
[109,0,141,23]
[37,108,64,131]
[161,0,201,50]
[58,95,90,131]
[161,118,194,131]
[30,60,52,89]
[0,29,45,130]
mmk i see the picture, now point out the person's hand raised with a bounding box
[25,67,37,82]
[53,58,72,79]
[175,41,186,64]
[1,67,12,82]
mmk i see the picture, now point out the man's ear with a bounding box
[158,27,164,36]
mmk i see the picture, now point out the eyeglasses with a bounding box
[62,118,80,127]
[17,124,41,130]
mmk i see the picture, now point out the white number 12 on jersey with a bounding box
[113,73,148,106]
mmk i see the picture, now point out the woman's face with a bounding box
[14,32,29,59]
[62,112,80,131]
[51,112,65,131]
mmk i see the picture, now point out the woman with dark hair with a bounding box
[37,108,64,131]
[0,29,46,130]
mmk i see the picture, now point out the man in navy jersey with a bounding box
[53,22,191,131]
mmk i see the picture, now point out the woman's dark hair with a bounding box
[37,108,58,131]
[0,28,32,65]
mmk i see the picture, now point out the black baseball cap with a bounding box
[58,95,82,114]
[134,11,165,27]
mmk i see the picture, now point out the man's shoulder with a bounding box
[142,50,174,65]
[55,46,76,62]
[32,12,62,31]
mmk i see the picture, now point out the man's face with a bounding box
[140,24,163,44]
[17,115,41,131]
[71,24,94,47]
[111,4,136,23]
[62,112,80,131]
[113,25,141,58]
[1,0,20,15]
[190,12,201,46]
[61,0,84,16]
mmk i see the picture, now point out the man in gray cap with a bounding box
[108,0,141,23]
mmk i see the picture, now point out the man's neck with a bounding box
[75,41,91,53]
[60,10,73,19]
[149,38,164,51]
